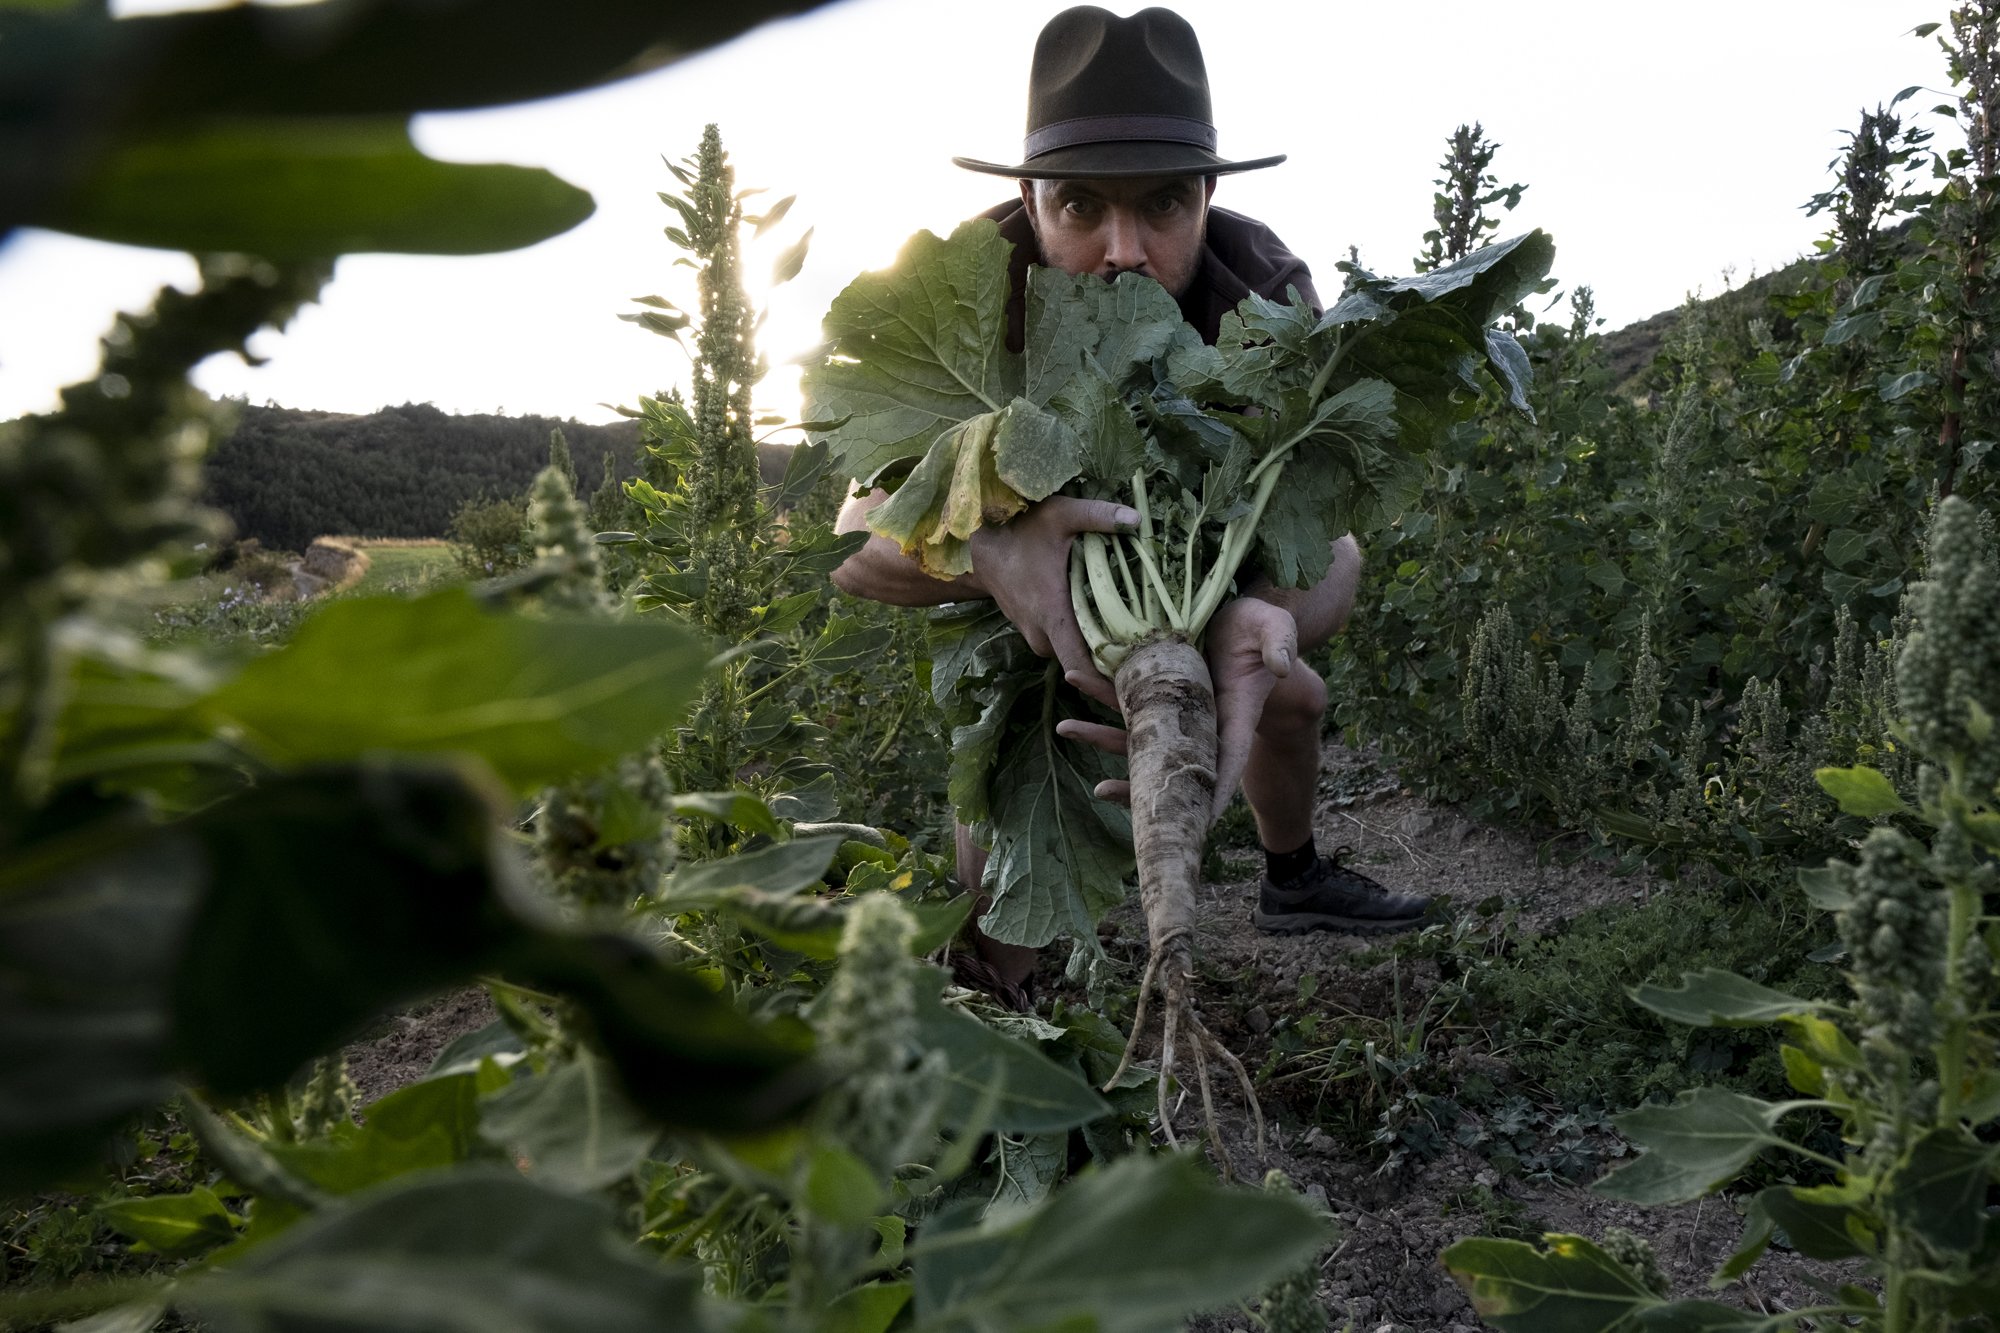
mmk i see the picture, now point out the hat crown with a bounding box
[949,4,1283,180]
[1029,7,1212,131]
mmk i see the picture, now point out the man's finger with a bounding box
[1051,496,1140,535]
[1263,636,1295,677]
[1092,778,1132,806]
[1210,713,1255,827]
[1208,675,1273,827]
[1055,647,1119,710]
[1055,717,1129,756]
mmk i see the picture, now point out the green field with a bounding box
[348,541,458,594]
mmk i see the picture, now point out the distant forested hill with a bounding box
[201,402,643,551]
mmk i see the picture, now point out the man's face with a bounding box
[1021,175,1216,298]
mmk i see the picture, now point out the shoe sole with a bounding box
[1251,909,1426,936]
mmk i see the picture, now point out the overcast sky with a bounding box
[0,0,1951,425]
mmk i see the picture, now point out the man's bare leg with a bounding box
[1239,663,1329,853]
[1239,533,1357,849]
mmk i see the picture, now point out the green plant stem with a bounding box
[1112,528,1144,616]
[1180,516,1199,627]
[1187,462,1287,634]
[1081,536,1151,642]
[260,1091,297,1144]
[656,1183,744,1260]
[1128,472,1184,628]
[1884,1265,1910,1333]
[1304,333,1351,405]
[1131,469,1160,624]
[865,686,918,766]
[1937,817,1979,1125]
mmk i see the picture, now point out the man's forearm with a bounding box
[832,533,990,605]
[830,487,990,606]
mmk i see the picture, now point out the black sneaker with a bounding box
[1252,846,1431,935]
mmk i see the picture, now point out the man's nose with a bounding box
[1100,209,1146,275]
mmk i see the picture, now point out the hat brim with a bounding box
[952,140,1285,180]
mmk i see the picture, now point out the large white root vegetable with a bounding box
[1101,635,1265,1177]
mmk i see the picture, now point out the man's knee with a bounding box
[1258,661,1327,736]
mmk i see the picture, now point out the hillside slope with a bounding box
[203,402,804,551]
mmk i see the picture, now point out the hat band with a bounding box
[1023,113,1218,160]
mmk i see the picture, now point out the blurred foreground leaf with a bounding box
[2,0,843,249]
[912,1153,1329,1332]
[0,764,815,1195]
[186,1171,704,1333]
[44,119,593,258]
[206,589,710,792]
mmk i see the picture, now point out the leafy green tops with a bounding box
[801,218,1554,946]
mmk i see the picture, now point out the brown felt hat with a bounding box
[953,6,1285,180]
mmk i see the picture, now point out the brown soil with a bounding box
[342,988,496,1105]
[1070,741,1860,1332]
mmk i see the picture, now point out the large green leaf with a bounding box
[185,1171,705,1333]
[803,219,1022,487]
[270,1074,494,1197]
[912,1153,1328,1333]
[927,610,1130,949]
[1023,263,1191,401]
[38,118,592,258]
[823,1281,911,1333]
[206,589,709,792]
[1884,1128,1998,1255]
[97,1185,241,1259]
[1596,1088,1817,1205]
[1442,1233,1673,1331]
[978,662,1133,948]
[1378,230,1558,316]
[0,819,193,1194]
[657,836,842,911]
[1751,1184,1875,1263]
[0,765,814,1195]
[910,980,1108,1135]
[1629,970,1831,1027]
[479,1055,660,1191]
[928,603,1034,822]
[1814,764,1908,818]
[1252,377,1406,587]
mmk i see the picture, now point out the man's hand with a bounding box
[966,496,1135,709]
[1203,596,1297,824]
[1054,596,1298,822]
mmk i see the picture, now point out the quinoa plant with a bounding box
[1414,123,1526,274]
[1445,496,2000,1331]
[619,126,947,845]
[618,125,869,824]
[510,444,676,909]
